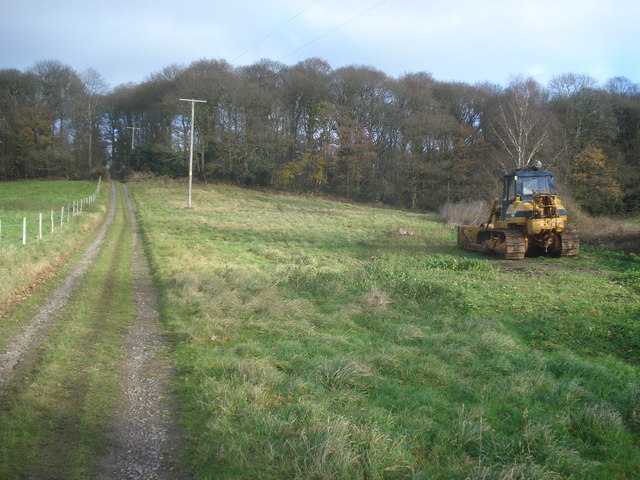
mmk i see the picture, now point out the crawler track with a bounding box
[560,227,580,257]
[502,229,527,260]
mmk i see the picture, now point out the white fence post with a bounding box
[2,181,103,248]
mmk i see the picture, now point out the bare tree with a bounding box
[548,72,597,98]
[605,76,639,97]
[547,73,611,182]
[491,77,550,170]
[81,68,108,170]
[30,60,84,143]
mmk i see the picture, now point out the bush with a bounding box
[567,203,640,253]
[440,200,489,226]
[128,144,184,177]
[570,146,623,215]
[83,165,110,181]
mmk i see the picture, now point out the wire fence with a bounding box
[0,177,102,248]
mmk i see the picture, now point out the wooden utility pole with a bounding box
[179,99,207,208]
[127,126,140,151]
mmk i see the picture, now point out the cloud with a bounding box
[1,0,638,87]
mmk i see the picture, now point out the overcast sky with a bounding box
[1,0,638,89]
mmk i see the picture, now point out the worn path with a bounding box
[95,183,185,480]
[0,183,117,387]
[0,182,184,479]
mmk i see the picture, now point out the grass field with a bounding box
[0,180,99,245]
[130,182,640,479]
[0,180,105,309]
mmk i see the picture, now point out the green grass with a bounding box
[0,180,104,307]
[0,183,133,479]
[129,182,640,479]
[0,180,98,246]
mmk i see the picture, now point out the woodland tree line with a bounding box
[1,58,639,214]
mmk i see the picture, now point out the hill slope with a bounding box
[131,182,640,479]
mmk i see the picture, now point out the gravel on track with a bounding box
[0,182,186,479]
[0,182,117,388]
[95,183,186,480]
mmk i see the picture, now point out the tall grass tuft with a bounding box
[318,357,374,391]
[448,404,491,456]
[289,416,412,479]
[361,286,392,310]
[565,403,627,446]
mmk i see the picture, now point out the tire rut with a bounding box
[0,181,186,479]
[29,204,130,478]
[0,182,117,389]
[95,183,186,480]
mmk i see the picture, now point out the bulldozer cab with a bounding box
[501,169,557,220]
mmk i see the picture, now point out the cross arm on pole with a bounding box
[126,125,139,150]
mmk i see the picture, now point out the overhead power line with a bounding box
[280,0,389,61]
[232,0,322,63]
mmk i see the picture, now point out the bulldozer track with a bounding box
[502,229,527,260]
[560,227,580,257]
[458,227,527,260]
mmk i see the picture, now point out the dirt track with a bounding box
[95,183,186,479]
[0,183,117,387]
[0,182,185,479]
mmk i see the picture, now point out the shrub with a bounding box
[440,200,489,226]
[567,203,640,253]
[128,144,184,177]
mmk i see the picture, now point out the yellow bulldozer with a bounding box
[457,164,579,260]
